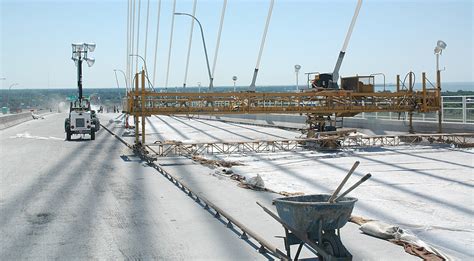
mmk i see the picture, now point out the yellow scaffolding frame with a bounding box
[127,71,441,145]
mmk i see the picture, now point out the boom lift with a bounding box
[64,43,99,141]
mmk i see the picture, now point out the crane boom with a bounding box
[312,0,363,89]
[332,0,363,82]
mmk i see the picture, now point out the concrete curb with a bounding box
[0,111,54,130]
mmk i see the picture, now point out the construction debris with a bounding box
[359,220,450,261]
[243,174,265,189]
[191,155,243,168]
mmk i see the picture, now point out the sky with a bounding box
[0,0,473,89]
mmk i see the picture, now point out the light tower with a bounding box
[434,40,447,73]
[232,76,238,92]
[71,43,96,102]
[294,64,301,91]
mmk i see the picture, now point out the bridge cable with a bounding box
[130,0,136,88]
[135,0,142,73]
[126,0,131,90]
[183,0,198,88]
[211,0,228,86]
[250,0,274,91]
[152,0,162,87]
[165,0,177,89]
[144,0,150,62]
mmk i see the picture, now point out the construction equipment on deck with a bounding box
[65,43,99,141]
[258,195,357,260]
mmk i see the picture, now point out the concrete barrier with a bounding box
[0,111,52,130]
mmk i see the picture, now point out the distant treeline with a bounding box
[0,87,472,111]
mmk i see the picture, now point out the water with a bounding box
[160,82,473,93]
[1,82,472,110]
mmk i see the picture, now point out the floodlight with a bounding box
[72,43,84,51]
[85,57,95,67]
[437,40,447,50]
[85,43,96,52]
[295,64,301,70]
[232,76,237,81]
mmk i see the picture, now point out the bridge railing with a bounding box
[357,96,473,124]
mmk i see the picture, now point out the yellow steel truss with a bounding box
[126,70,441,145]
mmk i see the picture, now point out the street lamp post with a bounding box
[71,43,96,103]
[7,83,19,109]
[232,76,237,92]
[434,40,447,74]
[434,40,446,133]
[114,69,129,102]
[174,12,213,91]
[294,64,301,91]
[129,54,148,77]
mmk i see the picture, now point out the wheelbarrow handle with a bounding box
[335,173,372,202]
[328,161,360,203]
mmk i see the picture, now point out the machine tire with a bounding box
[66,130,71,141]
[90,130,95,140]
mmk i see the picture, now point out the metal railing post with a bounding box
[408,73,414,133]
[141,69,146,145]
[462,96,466,124]
[437,70,442,133]
[135,72,140,145]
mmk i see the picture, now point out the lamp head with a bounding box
[72,43,84,51]
[434,40,447,55]
[85,43,96,52]
[232,76,237,81]
[437,40,447,50]
[294,64,301,72]
[85,57,95,67]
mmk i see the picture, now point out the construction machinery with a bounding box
[123,0,441,146]
[310,0,363,90]
[64,43,99,141]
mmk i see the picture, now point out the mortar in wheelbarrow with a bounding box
[273,194,357,241]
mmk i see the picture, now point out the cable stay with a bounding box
[144,0,151,62]
[165,0,177,88]
[183,0,198,88]
[209,0,227,89]
[135,0,142,73]
[126,0,131,90]
[152,0,162,87]
[130,0,136,88]
[249,0,274,91]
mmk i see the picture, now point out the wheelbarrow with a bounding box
[258,162,371,260]
[258,195,356,260]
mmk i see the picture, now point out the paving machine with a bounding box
[64,43,99,141]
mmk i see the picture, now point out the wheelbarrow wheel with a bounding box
[317,230,345,260]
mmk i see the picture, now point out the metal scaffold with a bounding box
[125,71,442,146]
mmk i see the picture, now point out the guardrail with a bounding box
[357,96,473,124]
